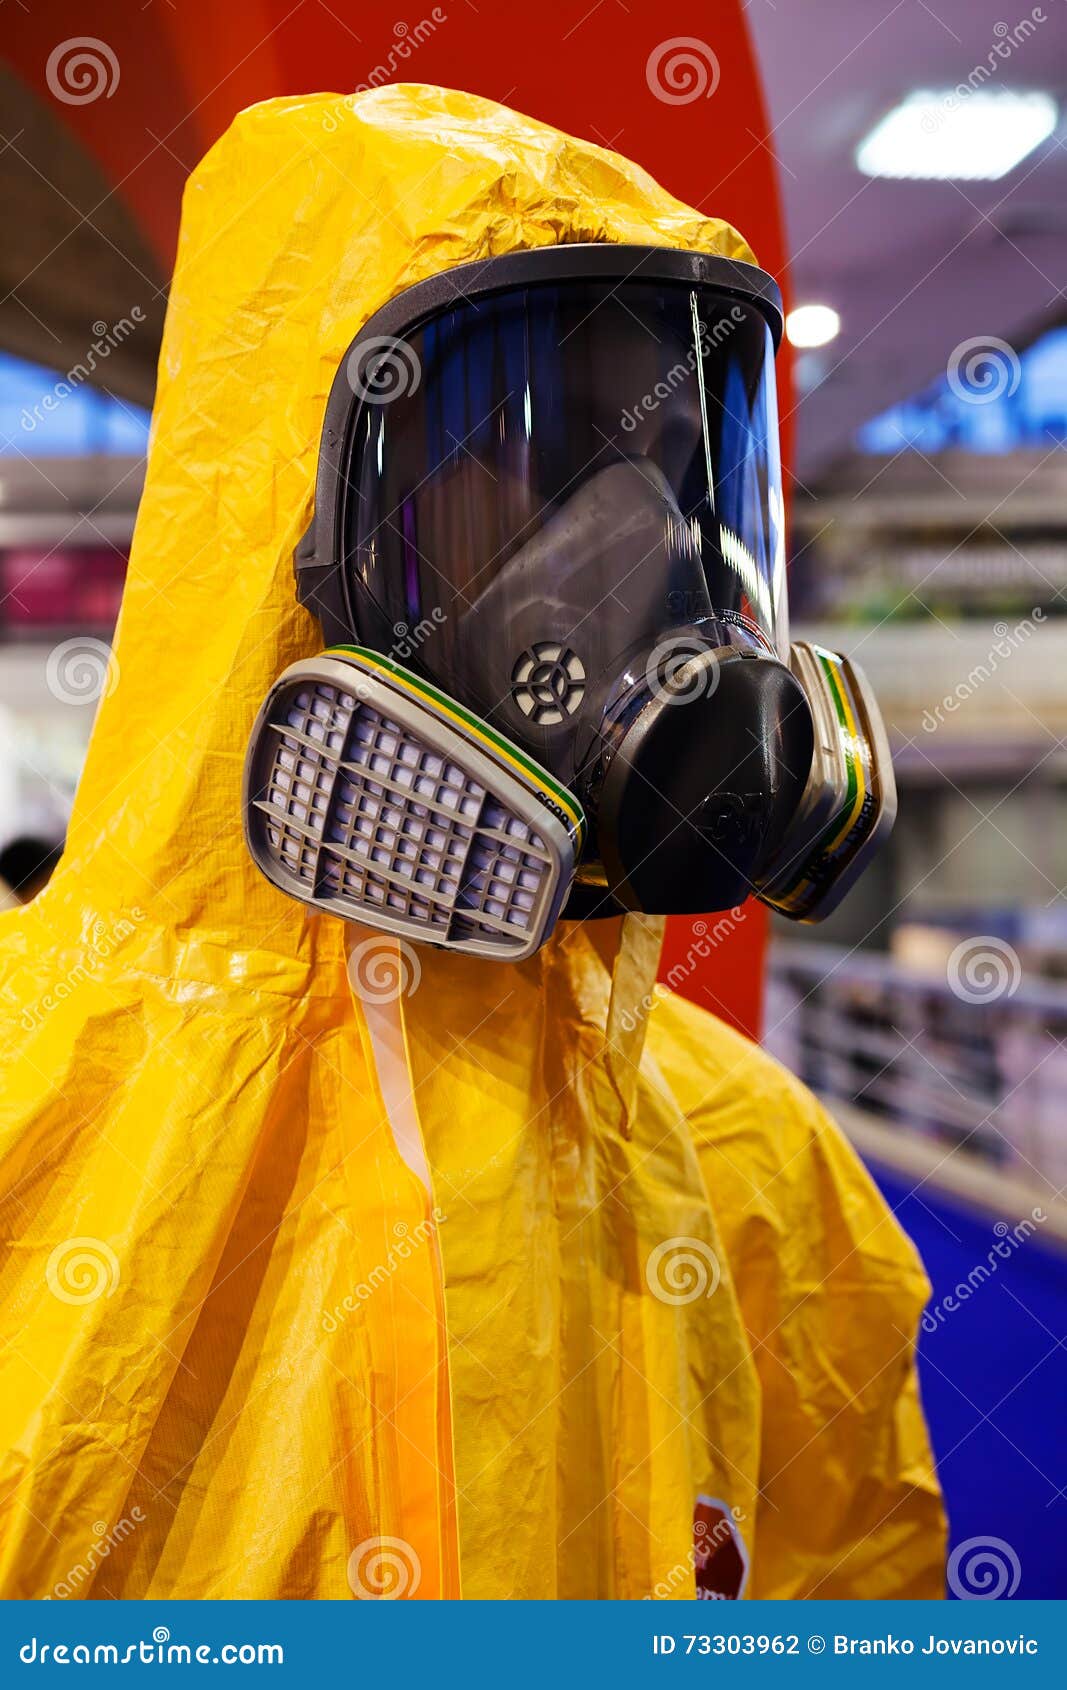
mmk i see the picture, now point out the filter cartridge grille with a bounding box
[251,678,556,952]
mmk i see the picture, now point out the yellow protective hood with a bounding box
[0,84,943,1600]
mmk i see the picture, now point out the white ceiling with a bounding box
[748,0,1067,479]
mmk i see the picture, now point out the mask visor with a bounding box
[244,646,584,960]
[756,642,896,921]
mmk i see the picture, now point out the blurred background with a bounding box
[751,0,1067,1600]
[1,0,1064,1598]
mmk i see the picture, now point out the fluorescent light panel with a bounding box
[857,89,1058,181]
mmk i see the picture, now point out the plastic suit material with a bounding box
[0,86,945,1600]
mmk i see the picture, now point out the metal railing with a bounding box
[765,941,1067,1195]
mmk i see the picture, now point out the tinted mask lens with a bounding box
[303,251,789,826]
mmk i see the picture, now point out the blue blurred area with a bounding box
[0,350,150,456]
[858,325,1067,454]
[871,1164,1067,1600]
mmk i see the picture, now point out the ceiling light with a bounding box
[857,89,1058,181]
[785,304,841,349]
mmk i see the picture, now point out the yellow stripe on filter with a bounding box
[332,645,586,845]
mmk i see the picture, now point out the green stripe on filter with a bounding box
[328,644,587,849]
[772,648,867,915]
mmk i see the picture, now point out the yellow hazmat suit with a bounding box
[0,85,944,1600]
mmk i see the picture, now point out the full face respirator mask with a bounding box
[244,245,895,961]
